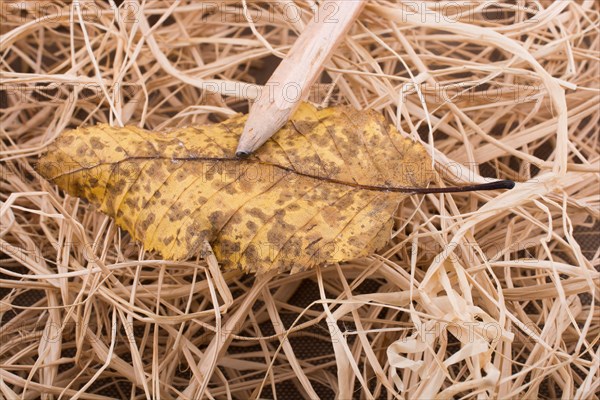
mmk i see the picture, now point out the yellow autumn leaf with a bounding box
[37,103,432,273]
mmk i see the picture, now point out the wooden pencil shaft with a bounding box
[236,0,366,156]
[269,0,365,107]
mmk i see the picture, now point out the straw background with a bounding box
[1,1,599,399]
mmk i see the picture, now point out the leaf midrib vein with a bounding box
[45,156,421,194]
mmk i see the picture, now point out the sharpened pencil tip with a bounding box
[236,151,251,158]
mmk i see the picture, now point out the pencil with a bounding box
[235,0,366,157]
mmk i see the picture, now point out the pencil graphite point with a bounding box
[236,100,297,155]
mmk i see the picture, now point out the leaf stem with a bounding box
[409,180,516,194]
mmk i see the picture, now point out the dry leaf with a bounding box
[37,103,432,273]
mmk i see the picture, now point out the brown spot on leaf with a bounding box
[248,207,268,222]
[90,137,106,150]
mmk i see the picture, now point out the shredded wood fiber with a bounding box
[1,1,599,399]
